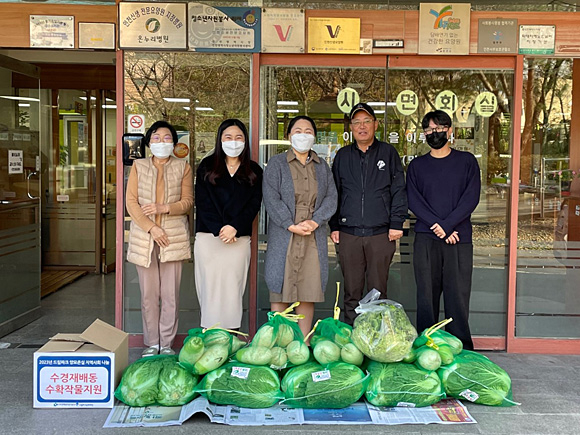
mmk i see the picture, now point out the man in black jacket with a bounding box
[330,103,407,324]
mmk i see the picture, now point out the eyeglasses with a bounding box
[424,126,449,135]
[351,119,374,127]
[150,134,174,143]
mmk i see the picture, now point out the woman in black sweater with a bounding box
[194,119,262,329]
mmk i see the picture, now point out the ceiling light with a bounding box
[79,96,96,101]
[183,107,190,111]
[163,97,190,103]
[0,96,40,102]
[277,101,298,106]
[195,107,214,111]
[102,105,117,109]
[19,103,31,107]
[277,109,299,113]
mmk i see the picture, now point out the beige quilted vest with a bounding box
[126,157,191,267]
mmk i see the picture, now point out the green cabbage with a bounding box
[157,359,198,406]
[195,362,282,408]
[415,347,442,371]
[115,356,199,407]
[281,362,369,409]
[178,336,204,368]
[438,350,518,406]
[351,302,417,363]
[236,345,273,365]
[365,361,445,407]
[286,340,310,365]
[313,340,341,365]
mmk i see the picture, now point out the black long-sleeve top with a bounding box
[195,154,263,237]
[329,138,408,235]
[406,149,481,243]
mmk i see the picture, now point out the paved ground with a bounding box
[1,274,579,434]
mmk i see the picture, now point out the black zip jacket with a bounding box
[329,138,407,235]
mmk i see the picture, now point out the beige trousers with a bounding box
[136,244,182,348]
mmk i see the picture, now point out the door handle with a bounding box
[27,171,39,199]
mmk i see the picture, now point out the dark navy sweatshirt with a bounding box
[406,148,481,243]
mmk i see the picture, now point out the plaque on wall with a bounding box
[30,15,75,49]
[79,23,116,50]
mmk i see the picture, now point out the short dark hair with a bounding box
[143,120,178,147]
[421,110,452,130]
[286,115,317,138]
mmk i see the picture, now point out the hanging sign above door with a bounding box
[188,3,261,52]
[418,3,471,55]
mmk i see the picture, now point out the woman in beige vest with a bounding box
[126,121,193,357]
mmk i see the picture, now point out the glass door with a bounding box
[0,55,41,336]
[387,56,515,346]
[259,60,387,325]
[259,55,515,348]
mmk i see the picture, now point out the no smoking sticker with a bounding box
[127,114,145,134]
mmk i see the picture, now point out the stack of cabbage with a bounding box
[365,361,445,407]
[310,318,364,366]
[281,361,369,408]
[438,350,518,406]
[115,355,198,407]
[194,362,283,408]
[406,329,464,371]
[178,328,246,375]
[235,312,310,370]
[351,290,417,363]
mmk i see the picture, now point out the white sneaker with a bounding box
[160,347,175,355]
[142,346,159,357]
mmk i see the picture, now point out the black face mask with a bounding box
[426,130,449,150]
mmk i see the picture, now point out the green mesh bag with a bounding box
[114,355,198,407]
[178,327,246,375]
[309,287,364,366]
[235,303,309,370]
[438,350,518,407]
[194,362,283,408]
[280,361,370,409]
[365,361,445,407]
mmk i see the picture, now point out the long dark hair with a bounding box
[206,119,258,186]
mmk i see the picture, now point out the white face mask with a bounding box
[150,142,174,158]
[291,133,315,153]
[222,140,245,158]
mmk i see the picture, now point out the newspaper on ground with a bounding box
[103,397,476,428]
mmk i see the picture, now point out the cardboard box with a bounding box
[33,319,128,408]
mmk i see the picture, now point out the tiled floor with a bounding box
[1,273,579,434]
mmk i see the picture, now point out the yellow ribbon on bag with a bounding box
[202,323,249,337]
[304,282,341,342]
[423,318,453,350]
[273,301,305,322]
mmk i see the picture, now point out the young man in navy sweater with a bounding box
[407,110,481,350]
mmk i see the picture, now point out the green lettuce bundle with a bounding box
[236,303,310,370]
[178,327,246,375]
[115,355,198,407]
[194,362,283,408]
[351,289,417,363]
[438,350,518,407]
[280,361,370,409]
[365,361,445,407]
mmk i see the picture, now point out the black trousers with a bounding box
[339,231,396,325]
[413,232,474,350]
